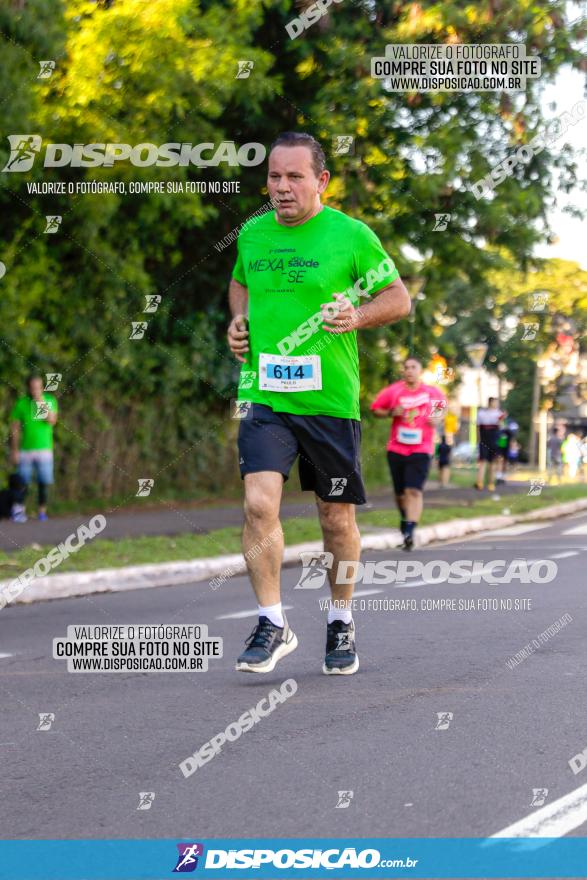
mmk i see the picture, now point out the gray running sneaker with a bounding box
[236,614,298,673]
[323,619,359,675]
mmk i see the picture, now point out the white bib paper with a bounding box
[397,425,423,445]
[259,353,322,392]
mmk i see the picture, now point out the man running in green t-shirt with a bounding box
[227,132,410,676]
[9,374,58,522]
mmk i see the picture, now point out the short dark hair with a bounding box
[269,132,326,177]
[488,396,496,404]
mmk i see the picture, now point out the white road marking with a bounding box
[491,780,587,838]
[562,523,587,536]
[0,653,13,659]
[216,606,293,620]
[477,523,552,538]
[394,564,500,589]
[449,543,583,550]
[551,551,579,559]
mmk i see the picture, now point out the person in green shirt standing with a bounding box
[9,374,58,522]
[227,131,410,676]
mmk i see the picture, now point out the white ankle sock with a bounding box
[258,602,284,628]
[328,606,353,625]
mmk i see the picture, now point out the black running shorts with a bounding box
[238,404,366,504]
[478,428,500,462]
[387,450,431,494]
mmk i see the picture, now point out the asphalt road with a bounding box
[1,511,587,843]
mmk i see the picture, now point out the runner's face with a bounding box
[267,146,329,224]
[28,378,43,399]
[402,361,421,385]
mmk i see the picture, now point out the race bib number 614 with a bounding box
[259,353,322,392]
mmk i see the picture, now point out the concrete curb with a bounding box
[2,497,587,607]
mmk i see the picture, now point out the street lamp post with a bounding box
[531,355,560,472]
[529,358,543,468]
[497,362,507,406]
[466,342,488,449]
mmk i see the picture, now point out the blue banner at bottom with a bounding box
[1,838,586,879]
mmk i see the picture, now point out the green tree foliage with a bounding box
[0,0,584,498]
[437,255,587,445]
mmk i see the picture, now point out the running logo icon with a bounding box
[333,135,354,156]
[37,60,56,79]
[328,477,347,497]
[335,790,354,808]
[144,294,161,313]
[521,322,539,341]
[236,60,254,79]
[530,788,548,807]
[137,792,155,810]
[37,712,55,731]
[435,712,453,730]
[44,215,62,234]
[429,399,447,416]
[433,213,451,231]
[33,401,50,420]
[3,135,42,172]
[294,551,333,589]
[528,479,545,496]
[231,400,253,420]
[136,479,154,497]
[173,843,204,872]
[238,371,256,390]
[129,321,148,340]
[45,373,61,391]
[530,292,549,312]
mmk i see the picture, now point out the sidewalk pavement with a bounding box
[0,479,531,553]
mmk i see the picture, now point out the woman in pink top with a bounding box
[371,357,446,550]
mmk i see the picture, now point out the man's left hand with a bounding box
[321,293,360,334]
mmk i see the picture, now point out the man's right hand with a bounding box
[227,314,249,363]
[390,405,404,417]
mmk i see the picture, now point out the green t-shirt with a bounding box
[10,393,58,450]
[232,205,399,420]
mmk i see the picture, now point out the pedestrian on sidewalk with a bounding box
[547,427,563,484]
[475,398,506,492]
[436,434,452,487]
[580,435,587,482]
[9,374,58,522]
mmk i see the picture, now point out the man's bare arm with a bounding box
[354,278,411,330]
[372,405,404,418]
[228,278,250,363]
[9,421,20,464]
[229,278,248,319]
[322,277,411,334]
